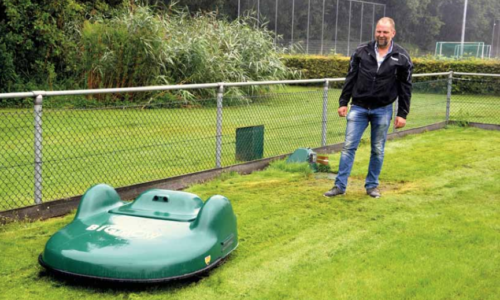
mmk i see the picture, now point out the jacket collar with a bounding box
[367,40,401,56]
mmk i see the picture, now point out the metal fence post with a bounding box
[360,3,364,43]
[257,0,260,25]
[446,71,453,123]
[291,0,295,48]
[347,0,352,56]
[372,4,375,34]
[274,0,278,45]
[306,0,311,54]
[34,94,43,204]
[322,80,329,146]
[215,84,224,168]
[334,0,339,53]
[321,0,325,55]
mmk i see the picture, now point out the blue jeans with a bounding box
[335,104,393,192]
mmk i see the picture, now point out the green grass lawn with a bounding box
[0,84,498,210]
[1,126,499,299]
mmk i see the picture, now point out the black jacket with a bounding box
[339,41,413,119]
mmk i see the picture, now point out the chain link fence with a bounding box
[449,76,500,124]
[231,1,500,58]
[0,73,499,212]
[236,0,387,56]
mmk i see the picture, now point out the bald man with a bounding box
[324,17,413,198]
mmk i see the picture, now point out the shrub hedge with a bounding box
[284,54,500,79]
[283,54,500,94]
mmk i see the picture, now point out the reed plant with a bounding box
[77,7,170,100]
[76,6,296,103]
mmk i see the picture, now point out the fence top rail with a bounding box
[3,71,500,99]
[412,72,452,78]
[0,79,337,99]
[348,0,386,6]
[453,72,500,77]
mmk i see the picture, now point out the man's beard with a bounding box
[377,38,388,48]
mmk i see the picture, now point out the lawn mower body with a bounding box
[39,184,238,282]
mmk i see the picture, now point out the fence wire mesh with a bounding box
[0,75,498,211]
[449,78,500,125]
[221,89,325,167]
[238,0,386,56]
[405,79,449,129]
[0,109,34,209]
[39,100,220,208]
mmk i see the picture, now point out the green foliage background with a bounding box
[1,0,500,99]
[0,1,294,100]
[0,0,126,93]
[384,0,500,52]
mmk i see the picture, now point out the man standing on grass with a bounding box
[324,17,413,198]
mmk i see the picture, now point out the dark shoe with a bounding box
[366,188,381,198]
[324,186,345,197]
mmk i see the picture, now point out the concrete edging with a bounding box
[448,121,500,131]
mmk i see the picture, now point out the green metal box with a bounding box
[235,125,264,161]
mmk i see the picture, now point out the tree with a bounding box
[0,0,126,93]
[385,0,500,53]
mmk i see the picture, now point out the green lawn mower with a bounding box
[39,184,238,283]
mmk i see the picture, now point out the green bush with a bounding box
[0,42,18,94]
[0,0,126,102]
[283,55,500,94]
[283,54,349,79]
[283,55,500,79]
[0,0,84,93]
[0,0,128,107]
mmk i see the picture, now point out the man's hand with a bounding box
[338,106,348,117]
[394,116,406,129]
